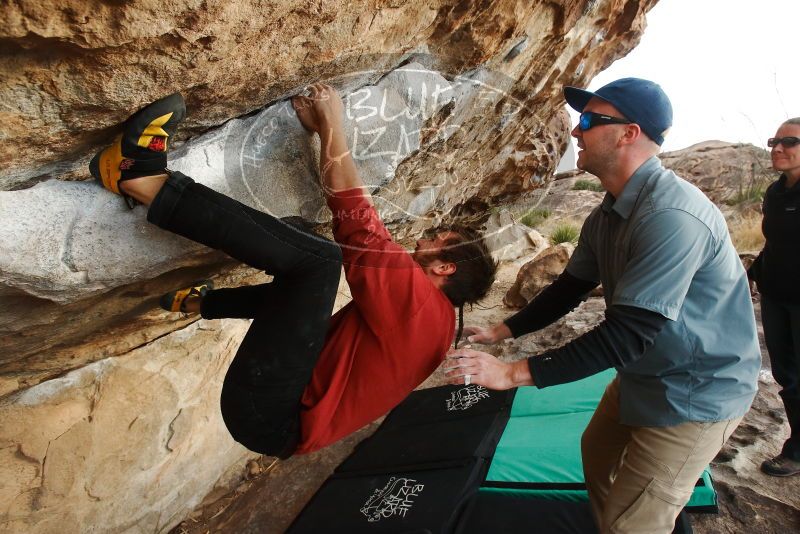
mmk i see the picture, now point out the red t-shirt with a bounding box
[295,190,455,454]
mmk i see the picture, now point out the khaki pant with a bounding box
[581,377,741,534]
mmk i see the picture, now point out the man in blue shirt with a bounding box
[446,78,760,533]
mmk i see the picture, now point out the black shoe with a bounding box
[760,454,800,477]
[90,93,186,208]
[160,280,214,313]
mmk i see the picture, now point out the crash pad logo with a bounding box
[446,384,490,411]
[360,476,425,522]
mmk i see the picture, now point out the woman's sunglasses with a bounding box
[767,136,800,148]
[579,111,633,131]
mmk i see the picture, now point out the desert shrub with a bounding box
[519,208,551,228]
[725,174,770,206]
[549,222,580,245]
[725,180,769,206]
[572,179,604,192]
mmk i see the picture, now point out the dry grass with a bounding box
[728,211,765,253]
[572,179,604,192]
[519,207,551,228]
[549,222,580,245]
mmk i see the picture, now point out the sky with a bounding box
[564,0,800,158]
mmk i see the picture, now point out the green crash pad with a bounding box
[484,369,717,511]
[509,369,615,418]
[487,412,594,489]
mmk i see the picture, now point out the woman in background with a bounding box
[750,117,800,477]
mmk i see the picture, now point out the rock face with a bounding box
[1,1,659,532]
[1,63,457,303]
[483,210,548,263]
[0,0,651,191]
[0,318,257,533]
[503,242,574,308]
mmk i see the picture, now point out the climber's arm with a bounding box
[292,83,369,200]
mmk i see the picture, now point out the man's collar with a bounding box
[601,156,662,219]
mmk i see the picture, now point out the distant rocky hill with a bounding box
[552,139,771,208]
[503,141,772,255]
[660,140,772,205]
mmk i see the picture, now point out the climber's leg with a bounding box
[215,244,341,457]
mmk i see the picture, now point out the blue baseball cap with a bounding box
[564,78,673,146]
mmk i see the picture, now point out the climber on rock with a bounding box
[89,84,497,458]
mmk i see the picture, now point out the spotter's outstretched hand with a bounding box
[444,346,510,390]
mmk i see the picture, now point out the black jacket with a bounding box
[749,174,800,303]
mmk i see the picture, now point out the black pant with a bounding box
[147,171,342,457]
[761,294,800,460]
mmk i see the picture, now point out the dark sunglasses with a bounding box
[579,111,632,131]
[767,136,800,148]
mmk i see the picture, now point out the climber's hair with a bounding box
[782,117,800,128]
[430,225,498,348]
